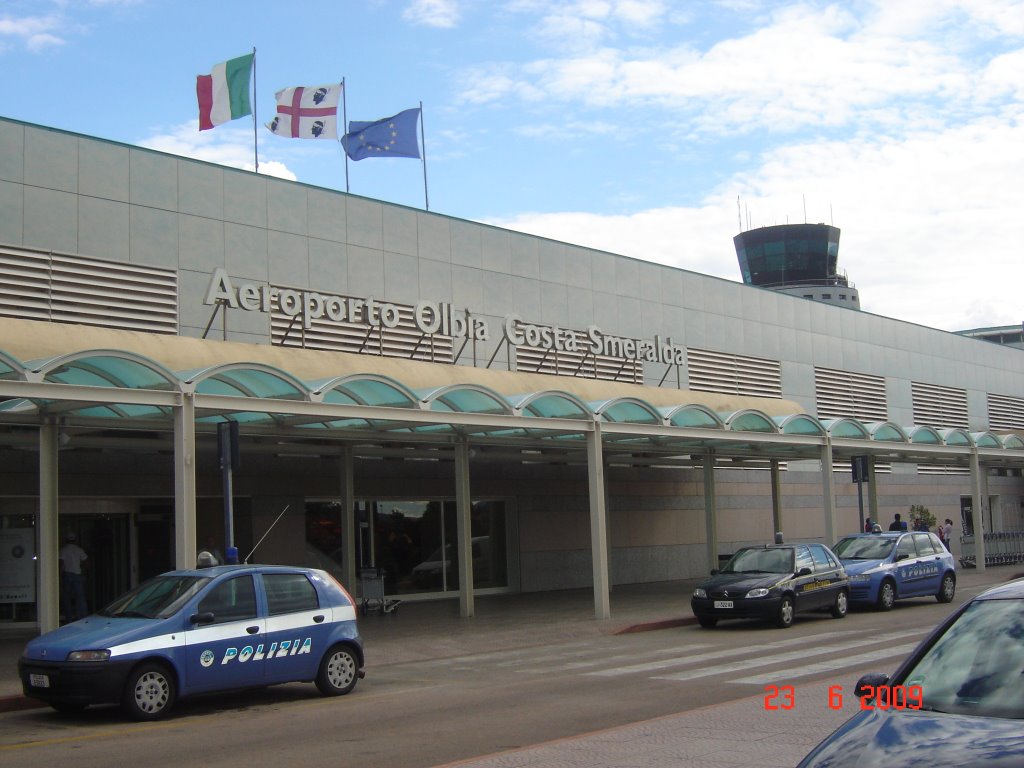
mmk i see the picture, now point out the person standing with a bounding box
[59,532,89,622]
[889,513,907,531]
[942,519,953,551]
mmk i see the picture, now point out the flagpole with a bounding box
[419,101,429,211]
[342,77,349,193]
[251,47,258,173]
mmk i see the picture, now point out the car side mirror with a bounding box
[854,672,890,700]
[797,567,813,577]
[190,611,215,625]
[895,554,909,562]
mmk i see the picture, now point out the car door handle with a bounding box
[246,625,260,634]
[313,615,325,623]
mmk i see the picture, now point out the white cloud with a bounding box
[403,0,461,28]
[0,14,66,51]
[493,112,1024,331]
[138,122,297,181]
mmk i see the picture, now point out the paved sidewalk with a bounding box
[2,567,1019,768]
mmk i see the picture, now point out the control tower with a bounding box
[733,223,860,310]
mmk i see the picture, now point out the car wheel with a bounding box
[936,573,956,603]
[315,644,359,696]
[696,614,718,628]
[122,662,176,721]
[876,580,896,611]
[775,595,794,628]
[830,590,848,619]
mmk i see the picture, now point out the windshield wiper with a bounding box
[112,610,152,619]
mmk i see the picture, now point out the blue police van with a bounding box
[832,531,956,610]
[19,565,364,720]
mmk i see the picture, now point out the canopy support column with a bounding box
[174,393,197,570]
[703,451,718,572]
[971,449,986,572]
[587,423,610,619]
[821,439,837,545]
[39,419,60,633]
[340,446,356,593]
[455,439,474,617]
[770,459,783,539]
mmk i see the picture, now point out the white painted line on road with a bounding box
[729,641,920,685]
[650,630,924,683]
[586,628,921,678]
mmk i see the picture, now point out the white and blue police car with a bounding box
[18,564,364,720]
[832,531,956,610]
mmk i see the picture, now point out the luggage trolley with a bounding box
[359,567,401,615]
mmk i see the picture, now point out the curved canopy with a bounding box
[0,344,1022,469]
[511,391,592,420]
[313,374,418,409]
[592,397,662,425]
[725,410,777,433]
[420,384,512,415]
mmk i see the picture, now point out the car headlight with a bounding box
[66,649,110,662]
[850,574,872,582]
[745,588,770,598]
[693,588,707,599]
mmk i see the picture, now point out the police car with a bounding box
[18,565,364,720]
[690,543,849,628]
[832,531,956,610]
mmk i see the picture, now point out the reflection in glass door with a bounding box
[355,499,507,596]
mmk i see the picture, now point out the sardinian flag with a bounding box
[265,83,341,140]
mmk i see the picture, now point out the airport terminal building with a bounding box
[1,116,1023,630]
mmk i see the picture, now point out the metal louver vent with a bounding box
[814,367,887,421]
[0,246,177,333]
[513,329,643,383]
[911,382,968,429]
[270,296,454,363]
[988,393,1024,431]
[687,348,782,398]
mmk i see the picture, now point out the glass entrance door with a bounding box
[356,499,508,596]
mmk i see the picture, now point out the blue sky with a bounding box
[2,0,1022,332]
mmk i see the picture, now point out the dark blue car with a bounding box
[832,531,956,610]
[19,565,364,720]
[798,576,1024,767]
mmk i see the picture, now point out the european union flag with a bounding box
[341,108,421,161]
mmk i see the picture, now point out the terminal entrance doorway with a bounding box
[305,498,511,598]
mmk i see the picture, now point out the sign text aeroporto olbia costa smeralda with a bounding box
[204,268,685,365]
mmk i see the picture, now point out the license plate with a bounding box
[714,600,734,609]
[30,673,49,688]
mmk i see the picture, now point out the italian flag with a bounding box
[197,53,254,131]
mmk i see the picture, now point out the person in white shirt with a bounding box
[59,532,89,622]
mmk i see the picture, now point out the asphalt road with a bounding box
[0,588,979,768]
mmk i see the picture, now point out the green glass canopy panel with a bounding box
[940,429,972,446]
[36,351,178,390]
[973,432,1002,448]
[822,419,871,439]
[867,423,908,443]
[421,385,512,415]
[188,364,308,400]
[593,398,661,424]
[907,426,942,444]
[726,410,777,433]
[664,404,724,429]
[1002,434,1024,450]
[775,414,825,435]
[316,375,418,409]
[511,391,592,420]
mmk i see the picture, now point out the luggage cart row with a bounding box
[358,567,401,615]
[958,531,1024,568]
